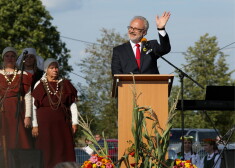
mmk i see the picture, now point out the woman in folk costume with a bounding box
[16,48,44,90]
[31,58,79,168]
[0,47,32,149]
[175,136,200,167]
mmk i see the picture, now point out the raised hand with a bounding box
[156,11,171,29]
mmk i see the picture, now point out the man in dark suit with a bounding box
[111,12,171,75]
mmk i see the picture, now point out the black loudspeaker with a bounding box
[221,149,235,168]
[0,148,4,168]
[8,149,43,168]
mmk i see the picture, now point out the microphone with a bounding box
[23,50,28,55]
[22,50,28,62]
[141,38,152,54]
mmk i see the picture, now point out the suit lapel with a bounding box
[124,42,138,68]
[140,47,146,70]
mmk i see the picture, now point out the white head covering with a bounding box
[43,58,58,72]
[40,58,62,84]
[16,48,44,70]
[2,47,17,58]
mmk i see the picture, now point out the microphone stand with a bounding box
[160,56,204,160]
[15,50,28,148]
[212,125,235,168]
[203,110,225,145]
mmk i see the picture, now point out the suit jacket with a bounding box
[111,33,171,75]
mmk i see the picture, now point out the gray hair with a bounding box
[130,16,149,31]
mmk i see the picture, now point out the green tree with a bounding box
[0,0,72,76]
[77,28,127,138]
[171,33,235,140]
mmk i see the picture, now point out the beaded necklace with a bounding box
[42,78,63,110]
[44,79,59,95]
[3,68,18,85]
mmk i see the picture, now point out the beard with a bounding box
[128,32,143,43]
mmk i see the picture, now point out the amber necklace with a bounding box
[44,79,59,95]
[3,67,18,85]
[42,78,63,110]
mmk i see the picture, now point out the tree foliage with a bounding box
[171,33,235,140]
[0,0,72,76]
[77,28,127,138]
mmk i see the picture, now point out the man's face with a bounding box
[128,19,147,43]
[95,135,101,141]
[85,139,92,144]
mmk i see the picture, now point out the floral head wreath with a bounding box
[180,135,194,141]
[203,138,216,145]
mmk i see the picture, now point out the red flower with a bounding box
[129,152,135,157]
[130,163,137,167]
[84,164,92,168]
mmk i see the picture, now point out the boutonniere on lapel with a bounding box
[141,38,152,54]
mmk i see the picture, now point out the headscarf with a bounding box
[43,58,59,72]
[16,48,44,70]
[40,58,60,82]
[2,47,17,58]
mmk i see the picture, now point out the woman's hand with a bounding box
[24,117,31,128]
[72,125,78,134]
[32,127,39,137]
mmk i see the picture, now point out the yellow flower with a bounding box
[102,159,106,162]
[82,154,115,168]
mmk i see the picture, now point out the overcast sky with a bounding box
[40,0,235,88]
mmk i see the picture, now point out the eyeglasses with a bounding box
[127,26,145,32]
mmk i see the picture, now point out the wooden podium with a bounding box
[112,74,174,159]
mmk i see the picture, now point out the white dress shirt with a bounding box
[81,145,94,155]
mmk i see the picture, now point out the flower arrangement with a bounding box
[173,159,197,168]
[81,154,115,168]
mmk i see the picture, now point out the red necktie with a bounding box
[135,44,141,69]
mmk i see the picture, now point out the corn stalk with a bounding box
[117,74,179,168]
